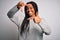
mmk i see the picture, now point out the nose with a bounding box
[27,8,31,12]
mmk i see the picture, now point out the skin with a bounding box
[26,4,35,17]
[17,1,41,24]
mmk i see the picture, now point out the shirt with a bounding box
[7,5,51,40]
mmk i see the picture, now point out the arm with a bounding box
[7,2,25,26]
[7,1,25,18]
[7,5,19,18]
[7,5,20,26]
[38,18,51,35]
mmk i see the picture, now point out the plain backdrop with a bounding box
[0,0,60,40]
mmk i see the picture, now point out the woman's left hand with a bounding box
[33,15,41,24]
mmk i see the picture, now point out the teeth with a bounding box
[29,12,32,14]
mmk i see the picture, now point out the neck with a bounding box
[29,15,35,20]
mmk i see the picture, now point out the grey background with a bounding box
[0,0,60,40]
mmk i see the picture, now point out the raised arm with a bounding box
[7,5,18,18]
[7,1,25,26]
[7,1,25,18]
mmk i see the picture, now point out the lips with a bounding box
[28,11,32,14]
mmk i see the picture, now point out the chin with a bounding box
[29,15,32,17]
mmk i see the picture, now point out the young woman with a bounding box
[7,1,51,40]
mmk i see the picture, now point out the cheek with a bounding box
[32,9,35,14]
[26,8,35,15]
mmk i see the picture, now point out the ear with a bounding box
[35,12,38,16]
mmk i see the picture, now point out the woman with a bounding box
[7,1,51,40]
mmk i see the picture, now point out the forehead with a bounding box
[26,4,33,7]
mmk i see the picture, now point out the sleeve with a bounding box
[7,5,24,26]
[38,18,51,35]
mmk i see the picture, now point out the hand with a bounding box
[33,13,41,24]
[27,12,41,24]
[17,1,25,9]
[33,16,41,24]
[17,1,25,12]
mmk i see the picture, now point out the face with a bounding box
[26,4,35,17]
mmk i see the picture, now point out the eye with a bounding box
[30,6,33,9]
[26,7,29,11]
[30,7,32,9]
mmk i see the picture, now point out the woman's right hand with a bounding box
[17,1,25,11]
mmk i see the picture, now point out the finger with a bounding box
[35,12,38,16]
[18,1,25,6]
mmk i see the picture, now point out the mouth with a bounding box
[29,12,32,14]
[28,11,32,14]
